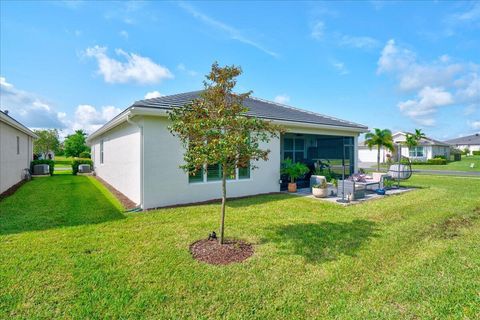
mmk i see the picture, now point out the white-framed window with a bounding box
[100,139,104,164]
[16,136,20,155]
[409,146,424,157]
[188,164,251,184]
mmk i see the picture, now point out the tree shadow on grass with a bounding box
[262,220,377,263]
[0,176,125,236]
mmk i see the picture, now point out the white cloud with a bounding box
[311,21,325,40]
[397,87,454,126]
[84,45,173,84]
[177,63,198,76]
[72,104,122,133]
[119,30,128,39]
[144,91,163,99]
[0,76,67,129]
[178,2,277,58]
[468,120,480,129]
[451,3,480,23]
[274,94,290,104]
[377,39,479,125]
[337,34,379,49]
[332,61,349,75]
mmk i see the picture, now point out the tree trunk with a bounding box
[377,145,380,172]
[219,166,227,245]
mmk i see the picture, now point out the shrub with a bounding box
[473,151,480,156]
[72,159,93,175]
[427,158,447,165]
[79,151,91,159]
[30,159,54,175]
[433,155,446,160]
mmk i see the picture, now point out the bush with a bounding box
[72,159,93,175]
[30,159,54,175]
[427,158,447,165]
[433,155,446,159]
[79,152,91,159]
[473,151,480,156]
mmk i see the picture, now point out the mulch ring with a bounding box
[190,239,254,265]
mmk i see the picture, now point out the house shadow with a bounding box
[0,176,126,236]
[262,219,377,263]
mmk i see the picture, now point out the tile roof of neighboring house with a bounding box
[133,91,368,130]
[445,133,480,145]
[0,110,38,138]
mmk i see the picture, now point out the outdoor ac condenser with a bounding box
[78,164,91,173]
[33,164,50,175]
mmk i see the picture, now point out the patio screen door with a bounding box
[283,137,305,162]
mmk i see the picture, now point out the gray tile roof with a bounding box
[445,133,480,145]
[132,91,367,130]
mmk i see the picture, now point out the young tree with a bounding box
[168,62,282,244]
[33,129,60,158]
[364,128,394,171]
[64,130,89,157]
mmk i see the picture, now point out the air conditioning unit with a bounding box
[78,164,91,173]
[33,164,50,175]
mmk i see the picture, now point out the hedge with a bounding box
[411,158,447,165]
[72,159,94,175]
[31,159,54,175]
[473,151,480,156]
[79,151,91,159]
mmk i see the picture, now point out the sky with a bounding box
[1,0,479,140]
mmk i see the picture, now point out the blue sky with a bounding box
[1,1,479,140]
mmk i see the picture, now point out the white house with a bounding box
[0,110,37,194]
[87,91,368,209]
[358,131,451,163]
[445,133,480,155]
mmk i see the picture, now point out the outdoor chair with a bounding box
[337,180,366,200]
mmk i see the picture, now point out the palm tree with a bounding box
[364,128,394,171]
[405,128,427,148]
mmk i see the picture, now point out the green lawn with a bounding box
[370,155,480,172]
[1,175,479,319]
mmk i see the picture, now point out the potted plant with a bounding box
[310,165,333,187]
[281,158,309,193]
[312,180,328,198]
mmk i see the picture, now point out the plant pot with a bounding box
[310,175,326,188]
[312,187,328,198]
[288,183,297,193]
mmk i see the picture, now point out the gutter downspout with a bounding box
[127,113,144,210]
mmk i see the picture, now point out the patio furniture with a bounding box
[337,180,366,200]
[362,172,390,190]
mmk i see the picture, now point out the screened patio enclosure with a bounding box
[280,133,355,190]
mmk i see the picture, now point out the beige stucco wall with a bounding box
[0,121,34,193]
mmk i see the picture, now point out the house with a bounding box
[358,131,451,163]
[444,133,480,155]
[87,91,368,209]
[0,110,38,194]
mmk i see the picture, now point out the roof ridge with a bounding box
[249,96,367,128]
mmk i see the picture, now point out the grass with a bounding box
[370,155,480,172]
[1,175,479,318]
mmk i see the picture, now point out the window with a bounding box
[409,146,424,157]
[100,139,104,164]
[16,136,20,155]
[206,164,235,182]
[238,163,250,179]
[188,166,204,183]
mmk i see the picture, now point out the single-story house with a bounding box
[0,110,38,194]
[445,133,480,155]
[87,91,368,209]
[358,131,451,163]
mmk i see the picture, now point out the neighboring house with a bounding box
[0,110,38,194]
[358,131,451,163]
[444,133,480,155]
[37,151,55,160]
[87,91,368,209]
